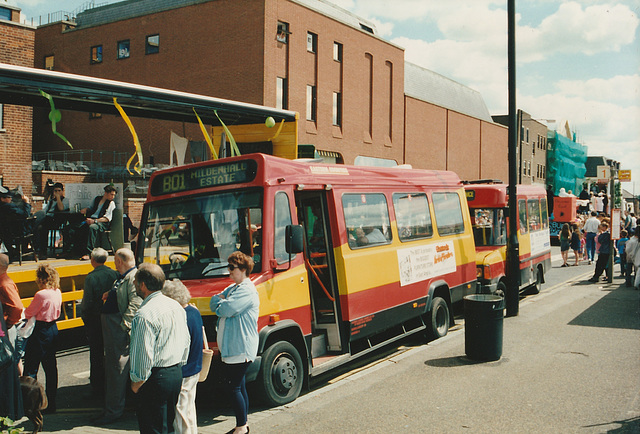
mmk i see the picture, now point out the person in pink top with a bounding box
[23,263,62,413]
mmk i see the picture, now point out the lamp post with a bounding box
[506,0,519,317]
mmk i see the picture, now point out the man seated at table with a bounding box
[70,185,117,260]
[0,186,32,260]
[34,182,69,258]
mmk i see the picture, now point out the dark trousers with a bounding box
[136,364,182,434]
[69,221,109,255]
[23,321,58,409]
[225,361,251,427]
[586,232,597,261]
[592,253,611,280]
[84,315,105,395]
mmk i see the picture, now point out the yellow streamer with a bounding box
[39,90,73,148]
[113,98,143,175]
[192,108,218,160]
[214,110,241,157]
[268,119,285,141]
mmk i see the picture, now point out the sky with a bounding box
[7,0,640,192]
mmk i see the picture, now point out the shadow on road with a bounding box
[424,355,507,368]
[568,284,640,330]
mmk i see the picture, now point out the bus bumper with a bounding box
[477,281,498,294]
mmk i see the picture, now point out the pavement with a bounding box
[9,253,640,433]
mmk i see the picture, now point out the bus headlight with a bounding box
[476,265,483,279]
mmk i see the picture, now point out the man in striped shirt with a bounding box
[130,262,190,434]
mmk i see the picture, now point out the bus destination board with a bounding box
[150,159,258,196]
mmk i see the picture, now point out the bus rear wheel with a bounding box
[426,297,449,340]
[258,341,303,406]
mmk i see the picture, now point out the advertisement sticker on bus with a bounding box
[397,240,457,286]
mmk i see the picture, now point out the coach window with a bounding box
[528,199,541,231]
[432,192,465,236]
[393,193,432,241]
[146,34,159,54]
[274,191,294,263]
[518,199,528,234]
[343,193,391,249]
[90,45,103,64]
[540,198,549,229]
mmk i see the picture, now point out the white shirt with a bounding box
[583,216,600,234]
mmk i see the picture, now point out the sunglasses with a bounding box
[228,264,237,271]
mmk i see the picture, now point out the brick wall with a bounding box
[0,20,35,190]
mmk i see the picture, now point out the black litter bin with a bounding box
[464,294,505,361]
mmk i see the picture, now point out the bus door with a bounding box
[296,193,343,353]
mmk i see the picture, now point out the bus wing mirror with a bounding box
[286,224,304,254]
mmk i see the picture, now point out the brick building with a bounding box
[493,110,548,185]
[0,2,34,189]
[31,0,507,180]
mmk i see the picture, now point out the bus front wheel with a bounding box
[426,297,449,340]
[258,341,303,406]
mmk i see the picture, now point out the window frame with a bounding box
[332,91,342,127]
[392,193,433,242]
[307,32,317,53]
[333,42,343,62]
[276,77,288,110]
[117,39,130,59]
[274,191,294,264]
[306,85,317,122]
[432,192,466,236]
[145,34,160,55]
[342,193,392,249]
[90,45,103,64]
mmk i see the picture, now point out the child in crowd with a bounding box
[570,224,581,266]
[617,230,629,278]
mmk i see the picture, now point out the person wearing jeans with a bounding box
[583,211,600,264]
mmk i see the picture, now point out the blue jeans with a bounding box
[586,232,597,261]
[225,361,251,427]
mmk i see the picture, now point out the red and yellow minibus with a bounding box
[140,153,477,405]
[464,181,551,295]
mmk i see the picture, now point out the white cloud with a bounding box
[554,75,640,106]
[518,2,639,62]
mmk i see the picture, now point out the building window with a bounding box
[276,77,288,110]
[0,7,11,21]
[307,32,317,53]
[44,55,54,70]
[117,40,130,59]
[333,42,342,62]
[306,85,316,122]
[146,34,159,54]
[526,128,529,143]
[276,21,289,43]
[332,92,342,126]
[90,45,103,64]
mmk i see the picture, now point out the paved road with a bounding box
[14,249,640,433]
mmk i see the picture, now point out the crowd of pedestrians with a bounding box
[0,247,260,434]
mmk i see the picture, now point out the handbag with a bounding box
[199,326,213,383]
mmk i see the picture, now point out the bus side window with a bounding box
[528,199,541,232]
[518,199,528,234]
[432,192,465,236]
[275,191,294,264]
[392,193,432,241]
[540,198,549,229]
[342,193,391,248]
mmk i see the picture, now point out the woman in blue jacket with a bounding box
[210,251,259,434]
